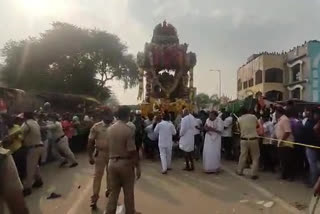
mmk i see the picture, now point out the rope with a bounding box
[232,113,320,149]
[262,136,320,149]
[233,133,320,149]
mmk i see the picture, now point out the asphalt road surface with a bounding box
[10,153,303,214]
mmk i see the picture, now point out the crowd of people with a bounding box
[3,101,320,213]
[0,110,97,194]
[127,103,320,190]
[0,104,100,213]
[235,104,320,186]
[0,105,142,214]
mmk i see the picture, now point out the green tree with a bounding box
[195,93,229,109]
[1,22,138,100]
[195,93,211,110]
[210,94,220,107]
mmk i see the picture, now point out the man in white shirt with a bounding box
[154,113,177,174]
[179,109,197,171]
[221,112,233,160]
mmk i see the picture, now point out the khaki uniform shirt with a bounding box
[275,115,294,148]
[88,121,109,151]
[21,119,42,146]
[238,114,258,138]
[47,121,65,141]
[107,121,136,158]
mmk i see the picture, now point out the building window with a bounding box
[291,88,301,99]
[265,68,283,83]
[255,70,262,85]
[237,79,242,91]
[265,90,283,102]
[243,81,248,89]
[249,78,254,87]
[291,64,301,82]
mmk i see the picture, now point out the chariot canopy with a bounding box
[137,21,197,115]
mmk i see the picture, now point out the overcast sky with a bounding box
[1,0,320,104]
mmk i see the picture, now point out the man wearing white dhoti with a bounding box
[154,114,177,174]
[203,110,224,173]
[179,109,197,171]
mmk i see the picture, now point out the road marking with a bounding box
[222,165,303,214]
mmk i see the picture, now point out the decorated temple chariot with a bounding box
[137,21,197,115]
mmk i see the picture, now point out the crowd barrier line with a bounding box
[233,132,320,149]
[231,113,320,149]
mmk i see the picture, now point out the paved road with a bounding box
[16,154,302,214]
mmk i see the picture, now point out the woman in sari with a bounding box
[203,110,224,173]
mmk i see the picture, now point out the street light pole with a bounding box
[210,69,221,98]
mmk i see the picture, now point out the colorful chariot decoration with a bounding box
[137,21,197,115]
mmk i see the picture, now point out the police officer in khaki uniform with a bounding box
[106,106,141,214]
[87,109,113,209]
[237,107,260,180]
[21,112,44,196]
[46,114,78,168]
[0,147,29,214]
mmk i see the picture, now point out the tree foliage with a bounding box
[1,22,139,100]
[195,93,211,110]
[195,93,230,110]
[210,94,220,107]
